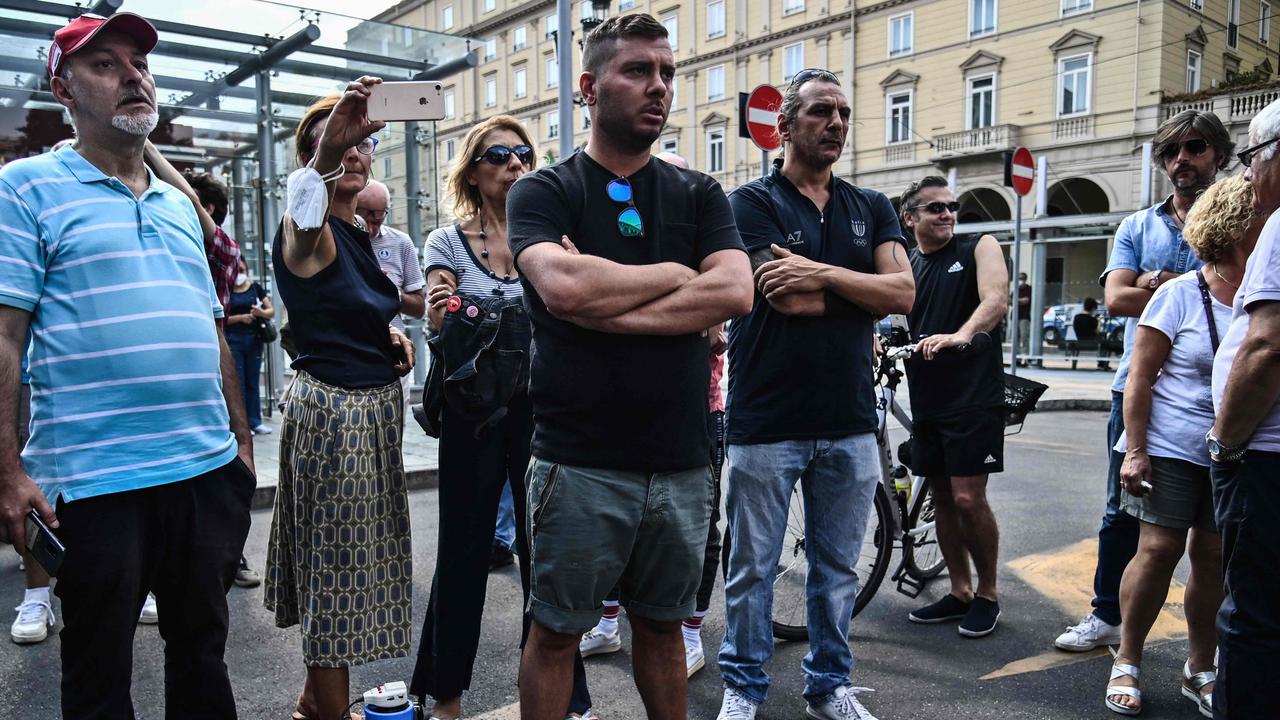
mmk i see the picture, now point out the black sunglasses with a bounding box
[1160,138,1210,161]
[788,68,839,88]
[473,144,535,166]
[908,201,960,215]
[1238,137,1280,168]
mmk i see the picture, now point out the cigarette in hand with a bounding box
[1140,481,1153,491]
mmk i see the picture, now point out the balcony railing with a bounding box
[1054,115,1094,140]
[931,124,1019,158]
[1163,84,1280,124]
[884,143,915,164]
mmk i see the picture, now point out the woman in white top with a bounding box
[1105,176,1262,716]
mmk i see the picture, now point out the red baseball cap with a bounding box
[47,12,158,77]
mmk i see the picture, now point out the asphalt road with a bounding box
[0,410,1205,720]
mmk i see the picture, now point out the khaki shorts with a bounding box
[525,457,713,635]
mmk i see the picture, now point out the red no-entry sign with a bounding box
[745,84,783,153]
[1008,146,1035,197]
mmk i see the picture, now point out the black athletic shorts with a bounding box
[911,407,1004,477]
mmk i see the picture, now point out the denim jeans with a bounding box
[494,480,516,551]
[226,330,263,428]
[718,433,880,705]
[1091,390,1140,626]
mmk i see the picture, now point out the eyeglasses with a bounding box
[787,68,839,89]
[356,207,388,221]
[908,201,960,215]
[473,144,535,166]
[1238,136,1280,167]
[607,177,644,238]
[1160,138,1210,161]
[310,136,379,155]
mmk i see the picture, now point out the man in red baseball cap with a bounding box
[47,12,158,78]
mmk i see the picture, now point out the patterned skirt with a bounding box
[264,370,413,668]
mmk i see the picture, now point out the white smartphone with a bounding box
[367,81,447,122]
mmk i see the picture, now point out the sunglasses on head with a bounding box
[607,178,644,238]
[1160,138,1210,161]
[788,68,839,89]
[1238,136,1280,168]
[908,201,960,215]
[473,144,534,166]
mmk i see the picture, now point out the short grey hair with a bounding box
[1250,98,1280,164]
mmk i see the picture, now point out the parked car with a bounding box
[1043,303,1124,349]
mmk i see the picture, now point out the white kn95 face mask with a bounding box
[286,161,345,230]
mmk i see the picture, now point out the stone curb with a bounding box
[1035,398,1111,412]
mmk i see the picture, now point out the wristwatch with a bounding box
[1206,430,1248,464]
[1147,269,1163,290]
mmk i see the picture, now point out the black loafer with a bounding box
[959,596,1001,638]
[908,594,971,624]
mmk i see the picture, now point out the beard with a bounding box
[112,111,159,137]
[594,85,667,154]
[1170,165,1214,197]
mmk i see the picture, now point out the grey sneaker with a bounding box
[579,627,621,657]
[716,686,758,720]
[1054,613,1120,652]
[806,686,878,720]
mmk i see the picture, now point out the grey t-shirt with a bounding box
[370,224,426,330]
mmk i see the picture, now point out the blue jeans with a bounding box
[226,330,263,429]
[718,433,880,705]
[1091,390,1139,626]
[494,481,516,550]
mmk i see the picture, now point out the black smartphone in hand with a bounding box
[25,510,65,577]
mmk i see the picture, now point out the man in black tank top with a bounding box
[900,176,1010,638]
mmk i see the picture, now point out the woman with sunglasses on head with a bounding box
[262,78,416,720]
[410,115,595,720]
[1103,175,1262,717]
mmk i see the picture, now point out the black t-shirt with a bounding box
[725,166,905,444]
[1073,312,1099,340]
[507,151,746,472]
[225,282,266,337]
[906,235,1004,419]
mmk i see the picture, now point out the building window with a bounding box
[581,1,594,20]
[662,14,678,49]
[546,56,559,87]
[583,110,591,129]
[547,111,559,139]
[444,91,455,119]
[484,38,497,60]
[707,128,725,172]
[889,13,913,57]
[1061,0,1091,13]
[383,157,393,177]
[445,139,456,161]
[662,138,678,154]
[671,78,679,109]
[887,91,912,144]
[619,0,636,8]
[483,0,495,12]
[514,67,528,98]
[1264,1,1273,43]
[441,4,454,30]
[783,0,804,14]
[485,76,497,107]
[1229,0,1241,48]
[783,42,804,81]
[707,65,725,100]
[1058,54,1091,116]
[707,0,726,38]
[967,75,994,129]
[1190,0,1203,10]
[970,0,996,37]
[513,25,527,51]
[1186,49,1202,92]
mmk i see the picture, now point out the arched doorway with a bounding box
[1046,177,1110,215]
[955,187,1012,223]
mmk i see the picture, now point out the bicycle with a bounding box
[769,329,1047,641]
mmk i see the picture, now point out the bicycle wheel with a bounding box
[902,478,946,579]
[771,484,893,641]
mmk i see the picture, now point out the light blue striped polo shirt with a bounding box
[0,144,235,503]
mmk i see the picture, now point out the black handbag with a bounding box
[255,318,278,344]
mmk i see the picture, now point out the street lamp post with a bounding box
[556,0,611,160]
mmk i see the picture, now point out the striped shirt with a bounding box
[0,145,235,503]
[424,224,524,299]
[370,224,426,330]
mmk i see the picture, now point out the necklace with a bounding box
[476,215,510,297]
[1213,262,1240,289]
[1170,200,1186,226]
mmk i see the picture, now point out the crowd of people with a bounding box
[1,8,1279,720]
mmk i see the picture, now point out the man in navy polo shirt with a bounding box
[717,69,914,720]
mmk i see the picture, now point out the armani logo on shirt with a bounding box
[785,230,803,246]
[948,262,964,273]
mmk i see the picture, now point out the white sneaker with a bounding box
[11,597,55,644]
[1054,613,1120,652]
[806,686,878,720]
[579,627,621,657]
[252,424,272,435]
[685,643,705,677]
[717,686,758,720]
[139,593,159,625]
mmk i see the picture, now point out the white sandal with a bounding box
[1105,661,1142,716]
[1181,659,1215,719]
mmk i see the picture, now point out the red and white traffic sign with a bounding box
[745,84,784,152]
[1010,146,1035,197]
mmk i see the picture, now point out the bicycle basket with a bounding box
[1002,373,1048,429]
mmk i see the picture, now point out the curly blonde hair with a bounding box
[444,115,536,221]
[1183,175,1258,263]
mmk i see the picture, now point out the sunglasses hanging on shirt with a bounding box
[606,178,644,238]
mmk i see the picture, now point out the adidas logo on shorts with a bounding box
[984,454,997,464]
